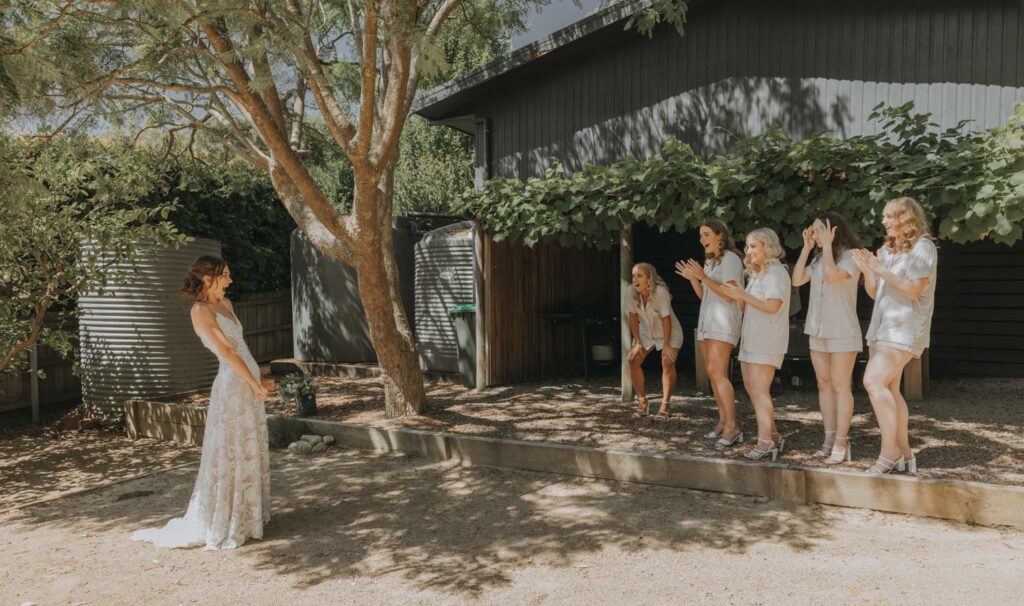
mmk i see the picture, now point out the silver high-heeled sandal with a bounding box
[899,456,917,474]
[715,431,744,449]
[631,396,649,418]
[745,438,779,462]
[826,436,852,465]
[705,429,722,440]
[813,430,836,458]
[867,454,904,475]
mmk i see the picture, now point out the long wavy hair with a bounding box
[702,219,740,268]
[743,227,785,277]
[813,211,860,262]
[182,255,227,302]
[631,262,670,309]
[883,197,933,254]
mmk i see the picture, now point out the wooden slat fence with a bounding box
[234,290,293,364]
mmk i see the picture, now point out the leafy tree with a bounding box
[0,135,183,378]
[7,0,686,416]
[154,155,294,295]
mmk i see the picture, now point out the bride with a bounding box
[132,255,271,549]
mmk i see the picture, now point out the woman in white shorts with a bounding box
[722,228,790,461]
[627,262,684,420]
[791,212,862,466]
[675,219,744,448]
[853,197,938,475]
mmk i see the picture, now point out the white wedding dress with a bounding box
[131,312,271,549]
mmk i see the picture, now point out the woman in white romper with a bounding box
[627,262,684,420]
[853,197,938,475]
[722,228,791,461]
[791,212,862,466]
[675,219,745,448]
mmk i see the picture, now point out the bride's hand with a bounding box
[252,383,269,400]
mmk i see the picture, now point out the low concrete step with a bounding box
[270,359,383,379]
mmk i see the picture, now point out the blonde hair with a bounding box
[631,262,670,309]
[743,227,785,276]
[883,196,933,254]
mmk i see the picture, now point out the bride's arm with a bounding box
[191,306,267,399]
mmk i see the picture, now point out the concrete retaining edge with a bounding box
[125,400,1024,529]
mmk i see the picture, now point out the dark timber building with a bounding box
[415,0,1024,384]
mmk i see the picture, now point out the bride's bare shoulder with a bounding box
[191,302,214,322]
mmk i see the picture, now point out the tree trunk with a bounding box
[269,159,424,417]
[354,242,425,417]
[351,164,425,418]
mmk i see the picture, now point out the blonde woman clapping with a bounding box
[853,197,938,475]
[721,228,790,461]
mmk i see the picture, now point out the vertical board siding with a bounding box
[484,236,618,385]
[234,290,293,363]
[0,319,82,413]
[476,0,1023,178]
[459,0,1024,380]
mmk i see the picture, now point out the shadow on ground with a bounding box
[254,374,1024,485]
[5,450,835,596]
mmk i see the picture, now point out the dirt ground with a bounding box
[0,413,200,511]
[2,448,1023,605]
[170,373,1024,486]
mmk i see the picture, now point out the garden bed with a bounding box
[163,373,1024,486]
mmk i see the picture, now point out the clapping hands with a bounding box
[674,259,705,281]
[720,280,745,302]
[852,248,882,274]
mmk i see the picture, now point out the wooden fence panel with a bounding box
[0,319,82,413]
[234,290,293,363]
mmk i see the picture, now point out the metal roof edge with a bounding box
[412,0,656,114]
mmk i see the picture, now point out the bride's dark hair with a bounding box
[182,255,227,302]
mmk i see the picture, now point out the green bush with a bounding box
[457,102,1024,248]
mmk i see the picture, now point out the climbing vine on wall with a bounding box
[456,103,1024,249]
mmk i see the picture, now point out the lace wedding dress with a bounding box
[131,311,271,549]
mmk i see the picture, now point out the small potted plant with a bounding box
[278,372,319,417]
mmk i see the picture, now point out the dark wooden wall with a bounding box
[931,240,1024,376]
[470,0,1024,179]
[484,236,618,385]
[455,0,1024,382]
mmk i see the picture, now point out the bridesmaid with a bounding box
[791,212,862,465]
[675,219,745,448]
[722,228,791,461]
[626,262,684,420]
[853,197,938,474]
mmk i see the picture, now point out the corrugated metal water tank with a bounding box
[414,221,476,373]
[79,238,222,412]
[291,219,417,363]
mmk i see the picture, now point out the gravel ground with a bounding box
[0,420,200,511]
[213,373,1024,485]
[2,448,1022,606]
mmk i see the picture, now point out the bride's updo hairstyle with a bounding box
[182,255,227,302]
